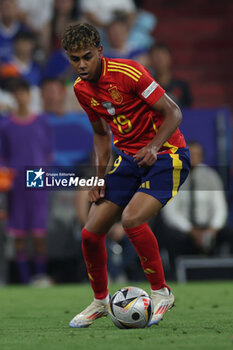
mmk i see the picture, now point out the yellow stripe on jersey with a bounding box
[73,77,81,86]
[108,64,141,79]
[103,57,107,76]
[108,69,139,82]
[108,61,142,76]
[170,154,183,198]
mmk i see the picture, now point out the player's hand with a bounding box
[133,145,157,167]
[205,227,218,237]
[189,227,203,248]
[88,184,105,202]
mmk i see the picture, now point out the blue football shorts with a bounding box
[104,147,190,208]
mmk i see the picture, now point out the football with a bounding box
[109,286,154,329]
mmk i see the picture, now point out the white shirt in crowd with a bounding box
[161,164,228,233]
[16,0,54,30]
[79,0,136,25]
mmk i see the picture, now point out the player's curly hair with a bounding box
[62,23,101,51]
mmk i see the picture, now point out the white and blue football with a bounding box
[109,286,154,329]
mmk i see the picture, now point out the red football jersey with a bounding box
[74,57,186,154]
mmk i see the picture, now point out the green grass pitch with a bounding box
[0,281,232,350]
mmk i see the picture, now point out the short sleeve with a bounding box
[131,62,165,106]
[74,87,100,123]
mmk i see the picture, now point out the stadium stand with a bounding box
[143,0,233,109]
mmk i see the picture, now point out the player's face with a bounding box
[67,46,103,82]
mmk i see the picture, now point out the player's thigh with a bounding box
[122,192,163,228]
[85,199,123,234]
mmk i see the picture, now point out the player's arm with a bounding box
[133,94,182,166]
[89,118,112,202]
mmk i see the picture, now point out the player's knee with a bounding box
[121,211,141,229]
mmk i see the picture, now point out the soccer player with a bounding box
[62,23,190,328]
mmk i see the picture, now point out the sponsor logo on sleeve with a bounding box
[142,81,158,99]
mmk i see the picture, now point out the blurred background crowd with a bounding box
[0,0,232,286]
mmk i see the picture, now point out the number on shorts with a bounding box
[108,155,122,174]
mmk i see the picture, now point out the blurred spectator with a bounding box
[0,0,28,62]
[160,141,233,278]
[0,31,41,86]
[0,30,43,114]
[104,11,149,64]
[42,0,80,90]
[1,78,42,115]
[0,87,16,116]
[41,77,93,166]
[40,78,93,283]
[0,78,52,284]
[78,0,136,48]
[42,48,76,93]
[79,0,136,28]
[17,0,53,32]
[127,0,156,51]
[78,0,156,52]
[16,0,53,57]
[50,0,80,51]
[149,43,193,108]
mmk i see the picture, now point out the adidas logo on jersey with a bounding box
[91,98,100,106]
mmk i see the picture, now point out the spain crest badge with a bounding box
[108,86,123,104]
